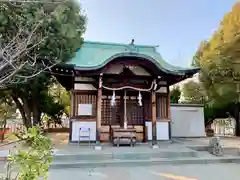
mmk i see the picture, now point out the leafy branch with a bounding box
[0,126,53,180]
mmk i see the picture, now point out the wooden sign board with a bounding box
[78,104,92,116]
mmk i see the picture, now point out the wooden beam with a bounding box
[74,81,95,84]
[102,74,154,80]
[72,90,97,94]
[96,86,102,144]
[151,90,157,146]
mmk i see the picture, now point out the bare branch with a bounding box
[0,1,68,88]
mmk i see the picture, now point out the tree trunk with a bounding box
[32,91,41,125]
[32,105,41,126]
[22,97,32,127]
[11,95,29,128]
[11,94,32,128]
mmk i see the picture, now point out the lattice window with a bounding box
[127,97,144,125]
[112,98,121,125]
[129,106,144,125]
[101,96,112,125]
[74,93,97,117]
[101,96,121,125]
[156,94,168,118]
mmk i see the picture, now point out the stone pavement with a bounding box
[1,137,240,159]
[1,162,240,180]
[173,137,240,148]
[49,163,240,180]
[0,142,199,160]
[53,142,197,155]
[1,139,240,179]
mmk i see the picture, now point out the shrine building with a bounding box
[53,40,200,146]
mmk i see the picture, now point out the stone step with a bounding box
[50,156,240,169]
[53,151,199,162]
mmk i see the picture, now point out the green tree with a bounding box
[1,0,86,128]
[193,2,240,133]
[181,80,205,104]
[170,86,181,103]
[49,82,70,117]
[181,80,233,127]
[193,3,240,106]
[0,92,16,142]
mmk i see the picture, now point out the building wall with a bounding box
[171,104,205,137]
[70,75,170,142]
[145,104,205,140]
[71,104,206,142]
[70,86,204,141]
[145,121,169,140]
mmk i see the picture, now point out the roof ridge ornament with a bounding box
[130,39,134,45]
[125,39,138,52]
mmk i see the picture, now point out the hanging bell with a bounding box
[111,90,116,106]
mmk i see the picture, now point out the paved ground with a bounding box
[174,137,240,148]
[1,141,200,158]
[49,163,240,180]
[54,142,197,155]
[2,135,240,154]
[2,136,240,179]
[1,163,240,180]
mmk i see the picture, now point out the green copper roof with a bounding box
[67,41,199,75]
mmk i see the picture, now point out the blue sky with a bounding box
[80,0,236,67]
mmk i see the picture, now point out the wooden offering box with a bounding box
[111,128,137,147]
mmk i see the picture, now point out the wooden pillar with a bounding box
[167,86,171,119]
[151,90,157,146]
[120,94,124,128]
[70,90,75,117]
[69,90,75,142]
[123,89,127,129]
[96,82,102,144]
[167,86,171,139]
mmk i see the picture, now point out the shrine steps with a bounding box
[50,148,215,169]
[53,150,199,162]
[50,156,240,169]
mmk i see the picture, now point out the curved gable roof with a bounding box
[67,41,199,76]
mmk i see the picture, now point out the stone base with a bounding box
[51,149,59,155]
[209,136,223,156]
[94,145,102,151]
[113,138,136,147]
[152,144,159,149]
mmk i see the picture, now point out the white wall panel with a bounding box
[157,122,169,140]
[71,121,96,141]
[145,121,169,140]
[171,105,205,137]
